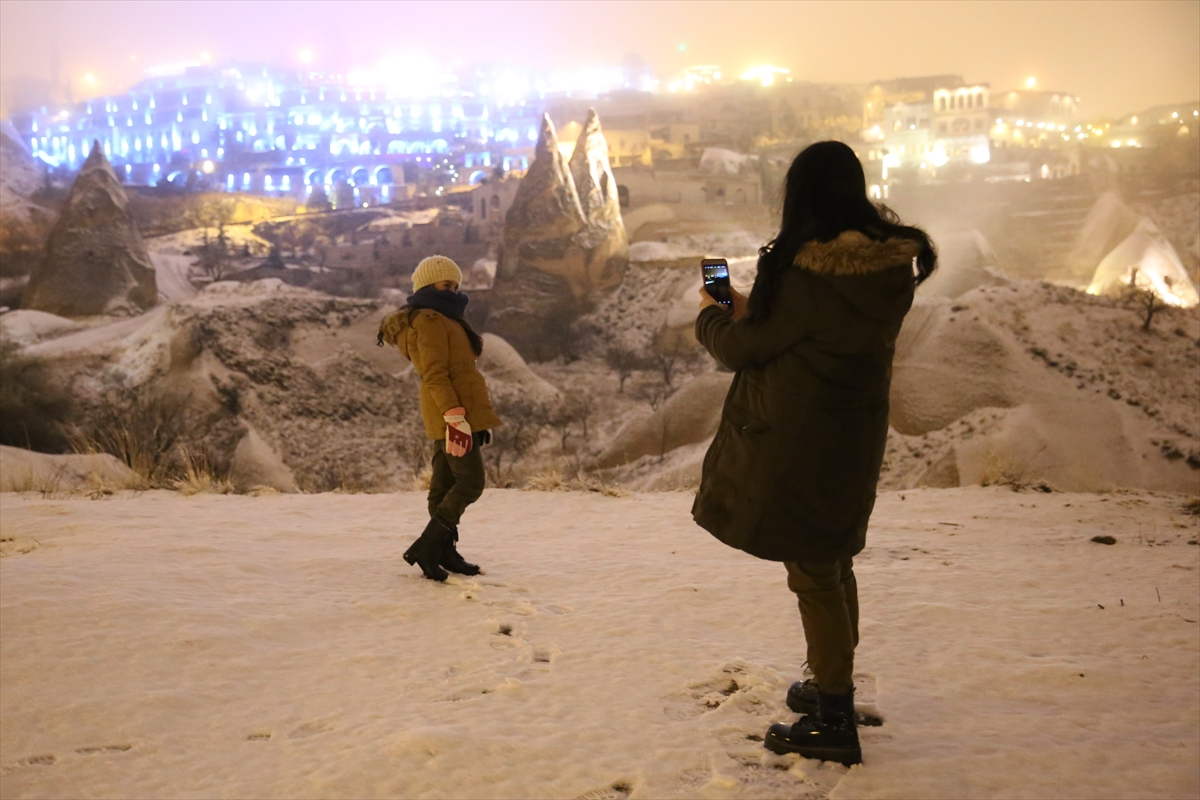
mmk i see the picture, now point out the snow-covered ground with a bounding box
[1,488,1197,799]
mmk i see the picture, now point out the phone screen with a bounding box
[702,259,733,307]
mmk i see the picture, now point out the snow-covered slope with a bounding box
[1,488,1196,798]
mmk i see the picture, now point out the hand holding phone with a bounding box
[701,258,733,309]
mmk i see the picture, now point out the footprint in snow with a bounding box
[573,781,632,800]
[75,743,133,754]
[663,660,792,722]
[483,598,538,616]
[662,662,751,720]
[288,718,336,739]
[848,672,885,727]
[490,620,527,648]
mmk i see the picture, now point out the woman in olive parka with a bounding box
[694,142,936,767]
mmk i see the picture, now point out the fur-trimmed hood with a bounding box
[794,230,921,275]
[792,230,920,323]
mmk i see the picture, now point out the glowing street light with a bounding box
[1025,77,1037,89]
[83,73,97,86]
[202,160,215,174]
[200,51,212,64]
[740,65,789,87]
[300,49,314,65]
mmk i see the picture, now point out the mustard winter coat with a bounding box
[387,308,503,440]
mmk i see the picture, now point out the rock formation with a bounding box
[916,229,1006,299]
[22,141,157,316]
[1086,217,1199,307]
[488,111,628,358]
[591,372,732,470]
[1064,191,1141,282]
[0,122,47,223]
[476,332,561,406]
[568,108,629,286]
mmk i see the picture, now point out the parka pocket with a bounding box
[695,403,775,552]
[724,403,770,436]
[712,404,771,481]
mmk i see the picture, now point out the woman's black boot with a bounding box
[786,679,820,714]
[440,527,481,575]
[788,679,882,727]
[765,689,861,766]
[403,518,450,581]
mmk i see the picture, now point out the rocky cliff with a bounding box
[22,141,157,316]
[488,112,628,358]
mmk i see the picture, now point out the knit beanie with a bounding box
[411,255,463,291]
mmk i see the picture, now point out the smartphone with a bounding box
[701,258,733,308]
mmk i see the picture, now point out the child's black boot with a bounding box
[403,518,451,581]
[440,526,481,575]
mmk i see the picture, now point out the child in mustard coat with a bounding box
[379,255,502,581]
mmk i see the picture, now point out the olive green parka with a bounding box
[692,230,920,562]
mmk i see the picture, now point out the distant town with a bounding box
[5,59,1197,215]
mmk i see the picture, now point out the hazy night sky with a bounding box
[0,0,1197,118]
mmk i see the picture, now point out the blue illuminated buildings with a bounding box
[8,63,555,204]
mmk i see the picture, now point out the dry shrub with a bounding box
[523,469,628,498]
[979,446,1031,489]
[67,389,230,489]
[325,459,380,493]
[1183,497,1200,516]
[3,463,67,498]
[0,339,74,452]
[485,392,549,486]
[980,449,1054,493]
[412,466,433,492]
[174,448,233,496]
[523,470,568,492]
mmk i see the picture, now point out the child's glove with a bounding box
[443,407,473,457]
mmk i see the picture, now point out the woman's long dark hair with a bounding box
[749,141,936,320]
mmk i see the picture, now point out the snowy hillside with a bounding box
[1,488,1197,799]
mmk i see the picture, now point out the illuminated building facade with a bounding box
[989,89,1079,149]
[860,76,991,182]
[9,63,547,204]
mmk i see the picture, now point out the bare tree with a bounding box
[629,378,672,462]
[647,329,708,391]
[543,391,595,453]
[631,378,668,412]
[604,345,642,394]
[541,301,586,362]
[1124,268,1171,332]
[484,392,548,486]
[188,202,235,281]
